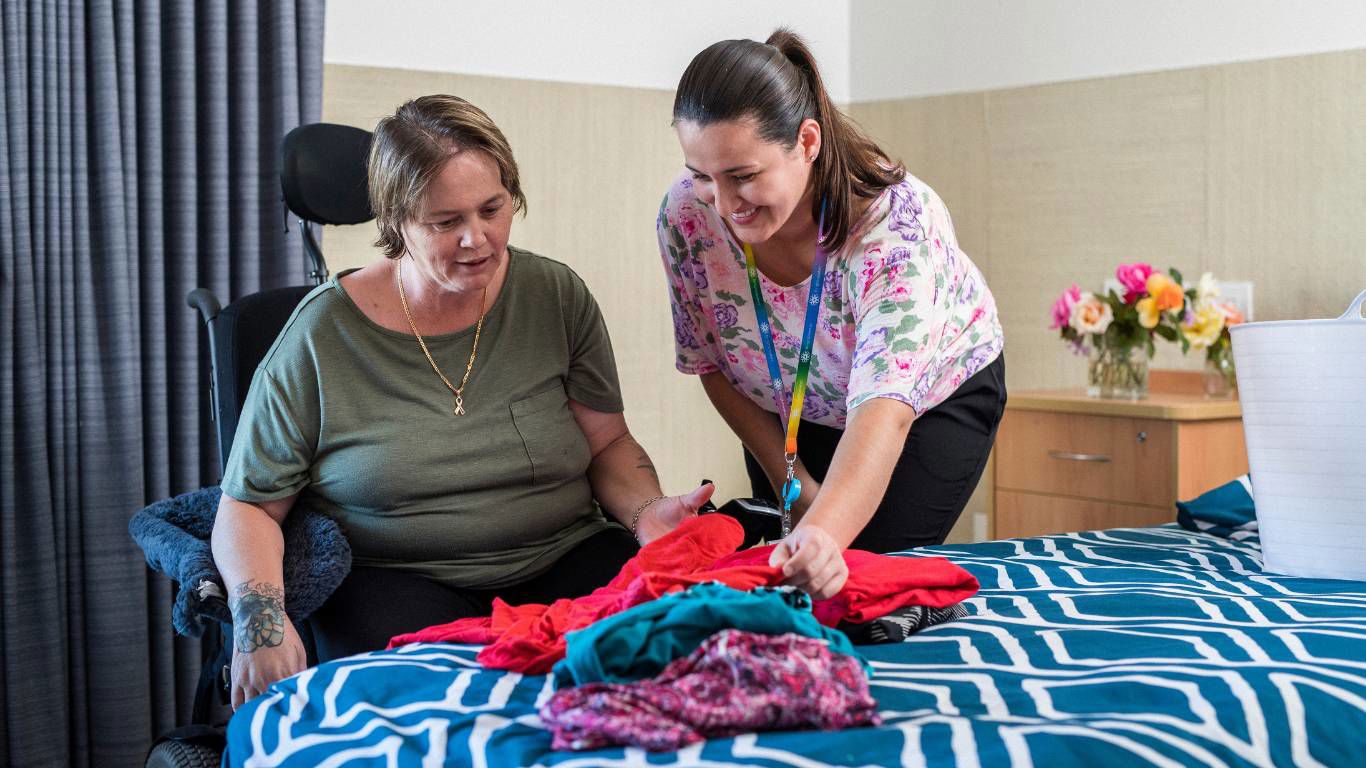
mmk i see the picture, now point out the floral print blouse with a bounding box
[656,172,1003,428]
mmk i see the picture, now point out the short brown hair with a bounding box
[673,30,904,254]
[367,94,527,258]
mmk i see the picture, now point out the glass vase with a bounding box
[1087,343,1149,400]
[1203,351,1237,399]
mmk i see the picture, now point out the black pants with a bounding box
[308,525,639,663]
[745,354,1006,554]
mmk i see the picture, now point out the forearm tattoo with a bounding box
[230,580,286,653]
[635,449,660,482]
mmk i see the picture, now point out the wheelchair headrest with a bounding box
[280,123,374,226]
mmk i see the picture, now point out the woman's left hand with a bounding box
[636,483,715,544]
[769,524,849,600]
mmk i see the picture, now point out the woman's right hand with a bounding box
[228,581,308,710]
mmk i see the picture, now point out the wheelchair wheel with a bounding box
[144,725,225,768]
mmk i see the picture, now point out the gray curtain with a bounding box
[0,1,324,765]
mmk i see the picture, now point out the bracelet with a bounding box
[630,495,667,540]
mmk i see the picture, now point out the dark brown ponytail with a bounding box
[673,28,904,253]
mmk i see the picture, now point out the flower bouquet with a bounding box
[1051,264,1241,399]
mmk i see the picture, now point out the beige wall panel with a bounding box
[985,70,1211,392]
[321,64,752,504]
[1205,51,1366,322]
[849,94,991,272]
[854,49,1366,541]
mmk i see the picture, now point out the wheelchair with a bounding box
[144,122,373,768]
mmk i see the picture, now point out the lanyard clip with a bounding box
[778,453,798,538]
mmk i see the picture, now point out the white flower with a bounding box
[1070,292,1114,335]
[1197,272,1220,304]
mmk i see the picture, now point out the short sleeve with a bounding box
[565,273,625,413]
[850,177,986,416]
[221,366,320,502]
[656,188,720,376]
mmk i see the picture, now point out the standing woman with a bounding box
[657,30,1005,600]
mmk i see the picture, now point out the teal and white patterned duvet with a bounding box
[226,525,1366,766]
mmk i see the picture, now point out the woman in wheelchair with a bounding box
[211,94,713,709]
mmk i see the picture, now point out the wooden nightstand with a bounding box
[992,373,1249,539]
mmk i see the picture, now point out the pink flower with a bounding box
[676,201,707,240]
[1050,284,1082,330]
[860,261,878,294]
[893,350,916,371]
[740,347,766,374]
[1116,263,1154,303]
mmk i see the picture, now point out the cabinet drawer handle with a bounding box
[1048,450,1112,463]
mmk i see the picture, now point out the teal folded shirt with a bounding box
[552,582,867,688]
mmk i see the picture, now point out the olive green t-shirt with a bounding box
[221,247,623,589]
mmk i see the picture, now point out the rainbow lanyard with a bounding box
[741,203,828,538]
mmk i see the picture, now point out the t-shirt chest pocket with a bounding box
[509,387,591,485]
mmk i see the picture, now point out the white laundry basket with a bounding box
[1229,289,1366,581]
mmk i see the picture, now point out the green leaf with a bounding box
[1169,267,1184,285]
[715,289,747,306]
[741,338,761,351]
[891,337,918,353]
[1154,325,1177,341]
[719,327,741,339]
[894,314,923,336]
[878,299,897,314]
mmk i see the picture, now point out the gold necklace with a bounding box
[396,258,489,416]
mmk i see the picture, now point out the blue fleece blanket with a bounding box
[128,486,351,636]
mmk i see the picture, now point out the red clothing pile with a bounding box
[388,514,978,674]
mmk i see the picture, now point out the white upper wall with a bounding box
[850,0,1366,101]
[323,0,853,102]
[326,1,1366,103]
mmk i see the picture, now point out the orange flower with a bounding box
[1146,273,1185,313]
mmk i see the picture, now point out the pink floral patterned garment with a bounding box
[657,173,1003,426]
[540,629,880,751]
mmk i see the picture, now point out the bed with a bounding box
[225,524,1366,766]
